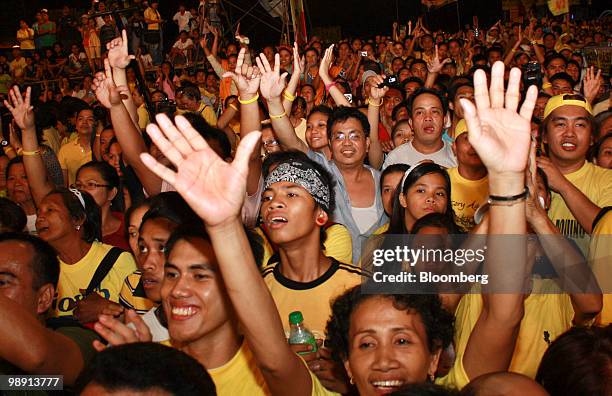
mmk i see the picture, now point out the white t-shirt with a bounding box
[383,140,457,169]
[26,214,37,235]
[173,11,193,33]
[173,38,194,56]
[142,307,169,342]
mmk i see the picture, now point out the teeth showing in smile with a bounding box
[371,380,405,388]
[562,143,575,148]
[270,216,288,224]
[172,307,195,317]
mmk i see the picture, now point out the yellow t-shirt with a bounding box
[373,222,389,235]
[198,102,218,127]
[144,7,161,30]
[548,161,612,252]
[119,271,156,315]
[453,280,574,379]
[447,167,488,232]
[434,352,470,390]
[54,242,137,317]
[17,28,35,50]
[261,258,366,339]
[257,224,353,268]
[208,341,271,396]
[57,138,93,186]
[137,104,150,131]
[42,127,62,154]
[588,210,612,325]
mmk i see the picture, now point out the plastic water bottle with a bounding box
[288,311,318,354]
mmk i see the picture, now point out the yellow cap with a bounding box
[543,94,593,120]
[454,119,468,139]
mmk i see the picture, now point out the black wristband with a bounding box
[488,187,529,202]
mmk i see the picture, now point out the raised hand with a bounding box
[4,86,34,131]
[427,44,451,74]
[92,310,152,352]
[369,74,388,102]
[140,114,261,227]
[92,59,116,109]
[256,53,288,101]
[222,48,261,97]
[318,44,334,83]
[107,29,135,69]
[292,41,305,77]
[460,61,538,177]
[582,66,602,104]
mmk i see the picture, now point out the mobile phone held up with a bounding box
[522,61,542,90]
[378,75,398,89]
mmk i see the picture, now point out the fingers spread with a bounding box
[141,152,177,186]
[155,114,195,158]
[175,115,209,151]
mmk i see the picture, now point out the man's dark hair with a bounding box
[448,81,473,102]
[549,72,575,86]
[0,233,60,290]
[178,84,201,102]
[536,325,612,396]
[327,106,370,140]
[407,87,449,115]
[391,101,409,121]
[180,113,232,159]
[0,197,27,233]
[75,342,216,395]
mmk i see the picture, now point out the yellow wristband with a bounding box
[542,82,552,89]
[238,93,259,105]
[269,111,287,120]
[22,150,40,156]
[16,148,23,156]
[229,103,239,111]
[283,90,296,102]
[3,146,14,152]
[367,98,383,107]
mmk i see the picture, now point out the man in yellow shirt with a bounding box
[176,85,218,127]
[57,107,94,186]
[143,0,162,65]
[537,94,612,252]
[448,119,488,231]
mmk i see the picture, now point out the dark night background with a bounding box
[0,0,609,49]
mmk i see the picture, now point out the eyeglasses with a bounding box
[71,181,111,190]
[263,139,279,147]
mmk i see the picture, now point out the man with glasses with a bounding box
[537,94,612,251]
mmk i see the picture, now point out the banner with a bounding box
[547,0,569,16]
[290,0,308,46]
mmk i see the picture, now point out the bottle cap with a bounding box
[289,311,304,325]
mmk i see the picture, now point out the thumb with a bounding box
[233,131,261,176]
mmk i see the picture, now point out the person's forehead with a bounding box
[332,118,364,133]
[0,241,34,279]
[413,93,442,107]
[386,89,402,99]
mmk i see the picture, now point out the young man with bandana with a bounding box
[257,53,388,264]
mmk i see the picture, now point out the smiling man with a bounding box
[383,88,457,169]
[538,94,612,250]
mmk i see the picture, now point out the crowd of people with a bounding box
[0,0,611,395]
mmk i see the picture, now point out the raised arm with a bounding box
[257,52,309,153]
[140,116,314,396]
[425,45,450,89]
[107,30,139,128]
[4,86,53,206]
[222,47,263,196]
[460,61,538,379]
[282,42,304,115]
[93,60,163,195]
[366,75,387,169]
[503,27,522,67]
[319,45,352,107]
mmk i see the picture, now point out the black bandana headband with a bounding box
[264,161,331,212]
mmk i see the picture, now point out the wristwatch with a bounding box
[1,140,9,147]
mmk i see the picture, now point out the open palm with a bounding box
[4,86,34,131]
[222,48,261,96]
[256,53,287,100]
[460,61,538,175]
[140,114,261,226]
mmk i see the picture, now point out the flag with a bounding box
[290,0,308,46]
[548,0,569,16]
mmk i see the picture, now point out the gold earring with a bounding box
[349,377,354,385]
